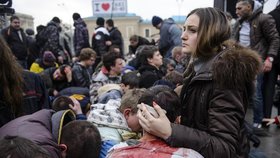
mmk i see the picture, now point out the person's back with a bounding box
[43,17,64,61]
[152,16,182,58]
[73,13,90,57]
[0,109,102,158]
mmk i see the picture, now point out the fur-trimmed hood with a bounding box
[189,40,262,89]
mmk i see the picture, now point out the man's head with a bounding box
[59,121,102,158]
[43,51,56,66]
[152,16,163,29]
[129,35,139,48]
[0,136,50,158]
[79,48,96,67]
[172,46,185,63]
[52,16,61,24]
[102,52,123,76]
[236,0,254,19]
[52,96,74,111]
[119,88,146,132]
[72,12,81,21]
[120,71,140,93]
[106,19,114,30]
[10,16,20,30]
[53,65,71,81]
[138,85,181,123]
[96,17,105,26]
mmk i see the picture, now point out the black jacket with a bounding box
[166,41,261,158]
[1,26,28,60]
[129,36,151,54]
[22,70,50,114]
[92,26,110,57]
[138,64,164,88]
[109,27,124,55]
[72,63,93,88]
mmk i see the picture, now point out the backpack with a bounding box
[35,26,48,48]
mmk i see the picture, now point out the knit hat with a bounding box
[72,13,81,20]
[43,51,56,63]
[152,16,163,27]
[52,17,61,24]
[96,17,105,26]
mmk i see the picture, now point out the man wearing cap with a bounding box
[30,51,58,74]
[92,17,111,67]
[43,17,64,64]
[152,16,182,58]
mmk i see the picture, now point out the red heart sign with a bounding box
[102,3,110,11]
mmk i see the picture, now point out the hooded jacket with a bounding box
[73,18,90,56]
[165,41,262,158]
[159,18,182,58]
[0,109,76,158]
[43,21,63,58]
[231,2,279,59]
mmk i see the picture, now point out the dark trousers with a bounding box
[263,65,278,118]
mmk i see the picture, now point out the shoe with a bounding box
[253,123,262,128]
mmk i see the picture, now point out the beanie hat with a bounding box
[72,13,81,20]
[25,28,34,36]
[96,17,105,26]
[152,16,163,27]
[43,51,56,63]
[52,17,61,24]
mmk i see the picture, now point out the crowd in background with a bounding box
[0,0,280,158]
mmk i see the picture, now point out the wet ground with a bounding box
[246,106,280,158]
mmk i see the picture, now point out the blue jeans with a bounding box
[253,73,264,124]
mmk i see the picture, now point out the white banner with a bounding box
[92,0,127,15]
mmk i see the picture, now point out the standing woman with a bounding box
[0,37,23,127]
[137,8,261,157]
[138,45,164,88]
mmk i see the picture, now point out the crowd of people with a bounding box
[1,0,280,157]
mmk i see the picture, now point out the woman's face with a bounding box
[181,14,199,55]
[148,51,163,68]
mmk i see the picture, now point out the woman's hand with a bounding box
[137,102,172,140]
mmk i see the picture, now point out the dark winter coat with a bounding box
[0,90,18,127]
[0,109,76,158]
[72,63,93,88]
[231,7,279,59]
[92,26,110,57]
[43,21,63,58]
[1,26,28,60]
[158,18,182,58]
[22,70,50,115]
[165,41,262,158]
[269,6,280,68]
[138,64,164,88]
[108,27,124,55]
[73,18,90,56]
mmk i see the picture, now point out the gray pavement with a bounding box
[246,106,280,158]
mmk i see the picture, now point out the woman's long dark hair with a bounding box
[0,36,23,116]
